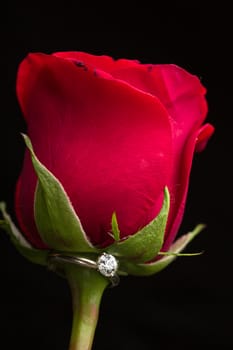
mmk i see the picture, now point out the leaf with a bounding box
[106,187,170,263]
[23,134,99,253]
[0,202,48,266]
[119,224,206,276]
[111,212,120,241]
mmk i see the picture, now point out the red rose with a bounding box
[15,51,214,252]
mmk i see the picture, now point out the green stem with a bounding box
[64,264,109,350]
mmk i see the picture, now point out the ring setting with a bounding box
[48,252,120,287]
[97,252,118,277]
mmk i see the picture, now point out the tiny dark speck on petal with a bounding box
[93,69,98,77]
[147,65,153,72]
[73,60,88,71]
[74,60,84,67]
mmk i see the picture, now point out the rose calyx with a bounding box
[0,135,205,277]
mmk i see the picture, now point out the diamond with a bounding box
[97,253,118,277]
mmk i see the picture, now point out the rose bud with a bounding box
[1,51,214,275]
[0,51,215,350]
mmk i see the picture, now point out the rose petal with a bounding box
[195,123,215,153]
[111,64,212,248]
[15,173,48,248]
[16,53,172,248]
[53,51,140,73]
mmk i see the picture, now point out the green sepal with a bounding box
[158,251,204,257]
[0,202,49,265]
[111,212,120,241]
[106,187,170,263]
[119,224,206,276]
[23,134,99,253]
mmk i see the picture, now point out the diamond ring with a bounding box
[48,252,120,287]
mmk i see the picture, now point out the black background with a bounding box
[1,3,232,349]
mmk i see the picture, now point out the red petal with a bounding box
[111,63,212,248]
[16,53,172,248]
[15,170,48,248]
[195,123,215,152]
[53,51,140,72]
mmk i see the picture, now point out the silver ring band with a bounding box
[48,252,120,287]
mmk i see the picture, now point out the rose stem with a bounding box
[64,264,109,350]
